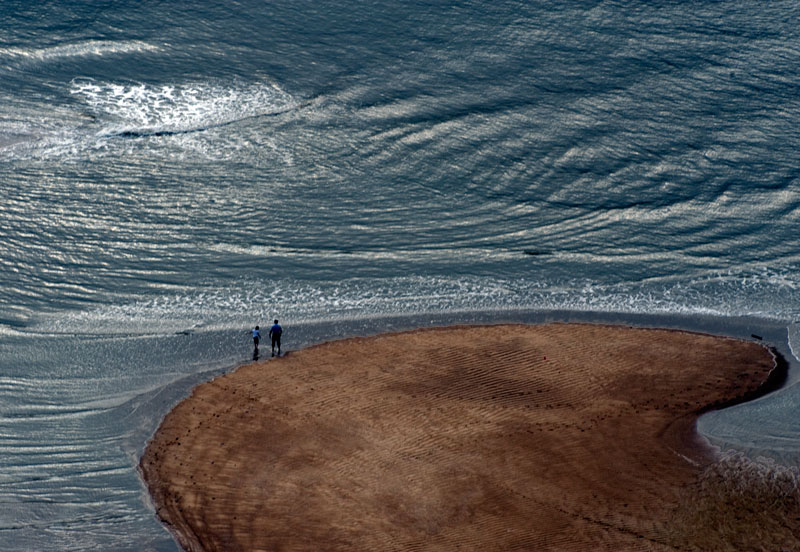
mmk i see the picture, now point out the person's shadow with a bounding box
[253,346,260,361]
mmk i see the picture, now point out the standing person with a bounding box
[252,326,261,348]
[269,319,282,357]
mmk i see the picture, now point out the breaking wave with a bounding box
[32,265,800,336]
[70,78,297,138]
[1,78,299,162]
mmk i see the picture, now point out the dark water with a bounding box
[1,1,799,549]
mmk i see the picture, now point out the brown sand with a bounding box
[139,323,788,551]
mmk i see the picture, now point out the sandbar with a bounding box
[139,323,793,551]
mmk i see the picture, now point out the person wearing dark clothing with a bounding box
[269,320,282,356]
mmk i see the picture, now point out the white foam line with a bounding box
[0,40,160,63]
[787,324,800,363]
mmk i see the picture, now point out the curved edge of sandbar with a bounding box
[138,323,789,551]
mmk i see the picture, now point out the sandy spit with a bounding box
[139,323,791,551]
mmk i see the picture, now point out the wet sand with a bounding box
[139,323,791,551]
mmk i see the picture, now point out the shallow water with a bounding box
[1,0,798,549]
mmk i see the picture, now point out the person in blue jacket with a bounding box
[252,326,261,348]
[269,319,282,357]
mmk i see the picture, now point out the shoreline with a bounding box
[697,344,788,415]
[139,322,794,551]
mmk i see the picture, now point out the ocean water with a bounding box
[1,0,798,549]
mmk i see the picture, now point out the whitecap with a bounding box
[70,78,297,138]
[3,78,300,162]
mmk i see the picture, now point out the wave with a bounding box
[70,78,298,138]
[789,323,800,363]
[29,266,800,336]
[0,131,33,149]
[1,78,300,161]
[0,40,160,65]
[99,104,304,139]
